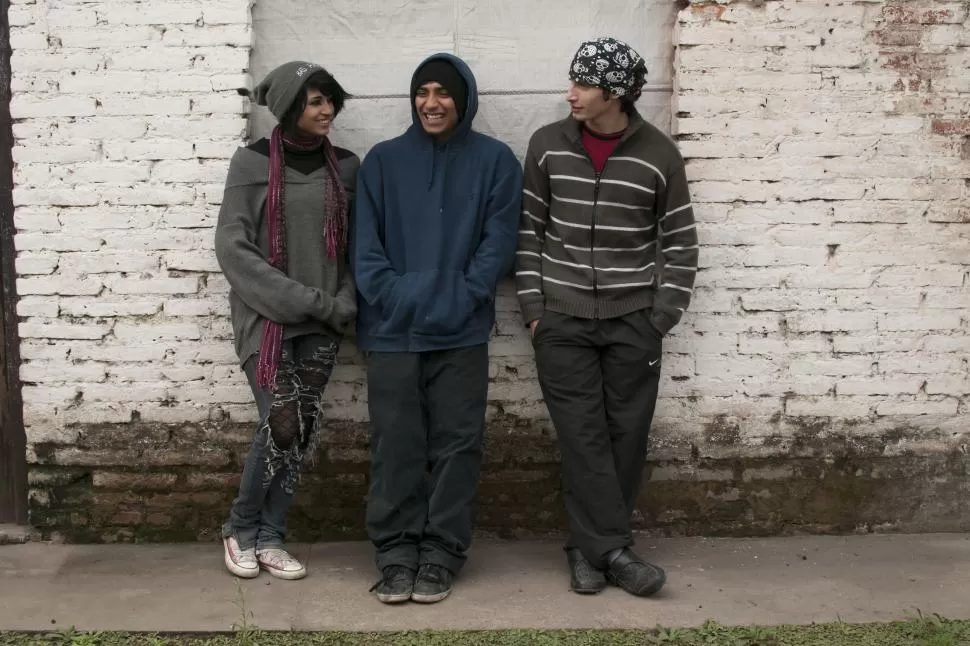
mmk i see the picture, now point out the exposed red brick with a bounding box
[907,77,927,92]
[93,492,143,506]
[92,472,178,490]
[49,447,230,468]
[882,52,917,72]
[110,510,143,525]
[918,8,954,24]
[334,473,367,485]
[144,513,172,526]
[327,447,371,462]
[690,2,727,20]
[187,492,224,505]
[138,450,231,468]
[871,28,923,47]
[883,52,944,73]
[185,472,240,489]
[888,77,931,93]
[883,3,918,24]
[143,492,216,506]
[881,4,952,24]
[932,119,970,135]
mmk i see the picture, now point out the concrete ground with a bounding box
[0,533,968,633]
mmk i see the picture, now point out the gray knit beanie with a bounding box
[253,61,321,120]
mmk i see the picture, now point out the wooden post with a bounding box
[0,0,27,525]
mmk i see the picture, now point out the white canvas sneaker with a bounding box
[223,536,259,578]
[256,547,307,580]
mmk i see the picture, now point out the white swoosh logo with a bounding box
[649,359,660,366]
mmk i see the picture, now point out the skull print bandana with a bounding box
[569,37,647,99]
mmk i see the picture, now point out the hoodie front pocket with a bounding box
[412,270,475,336]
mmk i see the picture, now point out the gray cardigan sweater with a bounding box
[515,110,698,335]
[215,143,360,364]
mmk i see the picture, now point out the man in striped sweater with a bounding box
[516,37,698,598]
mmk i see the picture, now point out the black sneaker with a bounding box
[411,564,453,603]
[566,548,606,594]
[606,548,666,597]
[370,565,416,604]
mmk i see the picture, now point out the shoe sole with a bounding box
[260,563,307,580]
[411,589,451,604]
[223,541,259,579]
[607,574,666,597]
[567,553,605,595]
[375,591,412,604]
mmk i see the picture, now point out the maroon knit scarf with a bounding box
[256,125,348,390]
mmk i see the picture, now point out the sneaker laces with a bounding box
[418,564,447,583]
[257,548,299,569]
[227,538,258,566]
[369,565,413,592]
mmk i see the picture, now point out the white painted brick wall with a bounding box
[9,0,969,456]
[10,0,253,433]
[672,0,969,435]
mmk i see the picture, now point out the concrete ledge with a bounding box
[1,534,968,633]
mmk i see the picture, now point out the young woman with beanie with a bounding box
[215,61,359,580]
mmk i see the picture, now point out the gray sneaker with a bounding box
[411,564,453,603]
[370,565,416,604]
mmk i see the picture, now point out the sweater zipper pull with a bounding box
[592,172,601,318]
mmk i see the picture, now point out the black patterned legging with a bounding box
[255,336,338,494]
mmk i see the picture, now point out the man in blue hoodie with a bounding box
[353,54,522,604]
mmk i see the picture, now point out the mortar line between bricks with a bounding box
[347,85,675,100]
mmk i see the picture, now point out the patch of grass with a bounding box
[1,616,969,646]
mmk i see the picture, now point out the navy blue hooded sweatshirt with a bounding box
[353,54,523,352]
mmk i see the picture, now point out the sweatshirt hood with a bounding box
[409,53,479,141]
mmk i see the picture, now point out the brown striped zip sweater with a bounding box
[515,110,699,335]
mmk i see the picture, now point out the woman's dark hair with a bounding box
[280,68,350,131]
